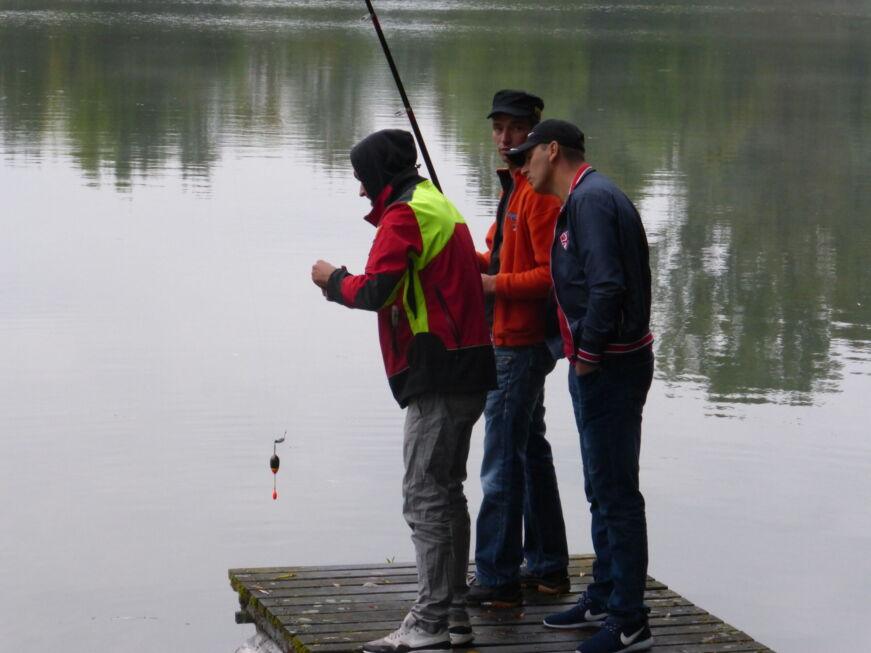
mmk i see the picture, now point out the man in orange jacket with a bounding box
[467,90,570,607]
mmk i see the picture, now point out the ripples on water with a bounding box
[235,631,282,653]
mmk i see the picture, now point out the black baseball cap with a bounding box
[487,89,544,122]
[506,119,585,164]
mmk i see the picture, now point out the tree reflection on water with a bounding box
[1,0,869,404]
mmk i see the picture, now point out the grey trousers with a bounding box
[403,391,487,631]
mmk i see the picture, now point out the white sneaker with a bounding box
[447,616,474,646]
[362,616,451,653]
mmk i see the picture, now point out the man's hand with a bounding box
[311,259,337,289]
[574,360,598,376]
[481,273,497,296]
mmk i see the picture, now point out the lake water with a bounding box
[1,1,870,652]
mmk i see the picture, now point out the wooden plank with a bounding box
[256,589,680,608]
[307,640,770,653]
[278,605,711,630]
[232,558,597,583]
[238,572,625,590]
[232,557,597,578]
[292,612,723,636]
[266,595,696,618]
[291,620,750,644]
[250,579,668,599]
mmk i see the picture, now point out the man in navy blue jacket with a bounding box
[509,119,655,653]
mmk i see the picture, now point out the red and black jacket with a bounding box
[326,170,495,407]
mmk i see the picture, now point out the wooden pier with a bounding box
[229,555,771,653]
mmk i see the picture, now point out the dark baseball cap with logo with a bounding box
[507,119,585,164]
[487,89,544,122]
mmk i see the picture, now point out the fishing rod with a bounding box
[363,0,442,192]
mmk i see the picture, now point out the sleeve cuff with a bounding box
[575,340,602,365]
[494,273,507,296]
[325,267,349,304]
[575,345,603,365]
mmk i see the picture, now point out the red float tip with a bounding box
[272,490,278,500]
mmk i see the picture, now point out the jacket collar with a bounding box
[364,184,394,227]
[570,163,594,192]
[560,163,594,213]
[496,167,513,192]
[496,167,527,193]
[363,170,425,227]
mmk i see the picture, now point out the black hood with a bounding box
[350,129,419,202]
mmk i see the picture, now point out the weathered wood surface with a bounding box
[229,555,772,653]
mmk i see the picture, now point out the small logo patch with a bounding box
[507,212,518,231]
[559,231,569,249]
[620,626,646,646]
[584,609,605,621]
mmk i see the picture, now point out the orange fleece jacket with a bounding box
[477,169,561,346]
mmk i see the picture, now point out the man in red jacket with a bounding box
[311,129,495,652]
[466,91,570,608]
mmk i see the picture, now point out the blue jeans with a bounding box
[568,348,654,622]
[475,344,568,586]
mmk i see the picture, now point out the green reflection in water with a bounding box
[1,0,870,404]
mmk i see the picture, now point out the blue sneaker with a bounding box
[576,617,653,653]
[542,592,607,629]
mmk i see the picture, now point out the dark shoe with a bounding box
[520,567,571,595]
[464,577,522,608]
[447,615,474,647]
[543,591,607,629]
[576,617,652,653]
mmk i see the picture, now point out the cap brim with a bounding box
[507,139,538,162]
[487,105,535,119]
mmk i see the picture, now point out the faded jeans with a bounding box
[568,347,654,622]
[475,344,568,587]
[403,390,487,631]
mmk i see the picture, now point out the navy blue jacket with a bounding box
[550,165,653,364]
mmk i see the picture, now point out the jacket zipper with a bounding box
[390,305,400,355]
[551,165,594,357]
[551,210,575,355]
[489,171,516,275]
[435,288,461,348]
[405,258,418,318]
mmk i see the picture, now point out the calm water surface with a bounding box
[1,2,870,652]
